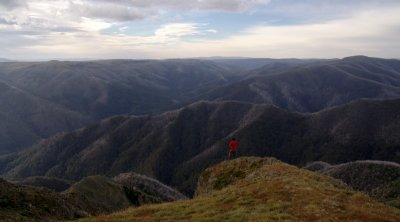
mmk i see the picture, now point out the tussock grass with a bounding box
[79,157,400,222]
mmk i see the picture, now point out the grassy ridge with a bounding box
[80,157,400,221]
[0,173,186,221]
[0,178,88,221]
[318,160,400,208]
[64,176,131,214]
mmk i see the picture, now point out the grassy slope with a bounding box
[0,178,88,222]
[80,157,400,222]
[64,176,131,214]
[0,173,187,221]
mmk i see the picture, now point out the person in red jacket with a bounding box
[228,138,239,159]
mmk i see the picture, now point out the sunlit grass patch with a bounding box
[79,157,400,222]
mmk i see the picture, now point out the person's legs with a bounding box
[228,150,236,159]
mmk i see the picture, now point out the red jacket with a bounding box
[229,140,239,151]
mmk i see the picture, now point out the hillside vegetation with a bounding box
[114,172,188,205]
[79,157,400,222]
[202,56,400,112]
[0,59,236,154]
[0,178,89,221]
[65,176,132,214]
[309,160,400,208]
[16,176,74,192]
[0,172,185,221]
[1,56,400,154]
[2,98,400,196]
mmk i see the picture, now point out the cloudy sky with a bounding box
[1,0,400,60]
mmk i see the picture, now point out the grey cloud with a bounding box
[0,0,25,9]
[65,0,269,21]
[0,17,17,25]
[88,0,270,12]
[196,0,266,11]
[0,30,45,36]
[68,1,148,21]
[2,0,269,24]
[50,26,82,33]
[0,32,41,49]
[0,15,81,34]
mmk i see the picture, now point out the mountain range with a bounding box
[0,58,14,62]
[201,56,400,112]
[1,53,400,221]
[1,56,400,155]
[0,59,236,154]
[2,98,399,196]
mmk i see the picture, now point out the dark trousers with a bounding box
[228,150,237,159]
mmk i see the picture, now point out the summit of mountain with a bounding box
[209,57,326,71]
[80,157,400,222]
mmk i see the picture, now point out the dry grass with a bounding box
[79,157,400,222]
